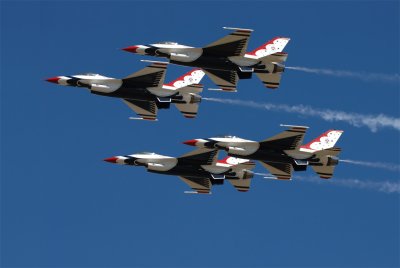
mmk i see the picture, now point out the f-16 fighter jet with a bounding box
[45,62,205,120]
[183,125,344,180]
[122,27,290,92]
[104,148,256,194]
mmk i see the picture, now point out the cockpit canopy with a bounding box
[157,41,178,45]
[215,135,237,139]
[82,73,100,76]
[136,152,156,155]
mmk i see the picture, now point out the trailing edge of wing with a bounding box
[179,176,211,194]
[259,161,293,180]
[123,99,158,121]
[203,69,238,92]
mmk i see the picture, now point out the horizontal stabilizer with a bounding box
[311,147,342,179]
[254,52,289,89]
[175,102,199,119]
[227,178,252,192]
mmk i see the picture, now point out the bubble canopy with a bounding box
[82,73,100,76]
[157,41,178,45]
[135,152,156,155]
[215,135,237,138]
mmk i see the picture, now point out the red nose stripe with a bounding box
[104,157,118,163]
[46,77,60,83]
[183,140,197,146]
[122,46,139,53]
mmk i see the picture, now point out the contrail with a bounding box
[294,175,400,194]
[340,159,400,172]
[286,66,400,83]
[203,98,400,132]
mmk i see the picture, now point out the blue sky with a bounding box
[1,1,399,267]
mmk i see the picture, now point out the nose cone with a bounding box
[122,45,139,53]
[104,157,118,163]
[183,139,198,146]
[46,77,60,84]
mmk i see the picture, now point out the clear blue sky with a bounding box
[1,1,399,267]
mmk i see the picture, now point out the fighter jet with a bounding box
[45,61,205,120]
[122,27,290,92]
[104,148,256,194]
[183,125,344,180]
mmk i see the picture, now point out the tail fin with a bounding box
[217,156,255,168]
[300,130,344,153]
[245,37,290,59]
[310,147,342,179]
[217,157,255,192]
[163,69,205,89]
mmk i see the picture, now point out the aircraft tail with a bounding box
[163,69,205,90]
[309,147,342,179]
[173,84,203,118]
[245,37,290,59]
[300,130,344,153]
[253,52,288,89]
[217,157,255,192]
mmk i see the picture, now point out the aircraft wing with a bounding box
[123,99,158,121]
[203,27,253,57]
[259,125,308,151]
[122,61,168,88]
[260,161,293,180]
[178,148,219,166]
[178,176,211,194]
[204,69,238,92]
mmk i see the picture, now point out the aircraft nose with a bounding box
[45,77,60,84]
[104,156,119,163]
[122,45,139,53]
[183,139,198,146]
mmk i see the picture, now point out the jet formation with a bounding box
[46,27,345,194]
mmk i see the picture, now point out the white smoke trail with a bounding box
[286,66,400,83]
[294,175,400,194]
[203,98,400,132]
[340,159,400,172]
